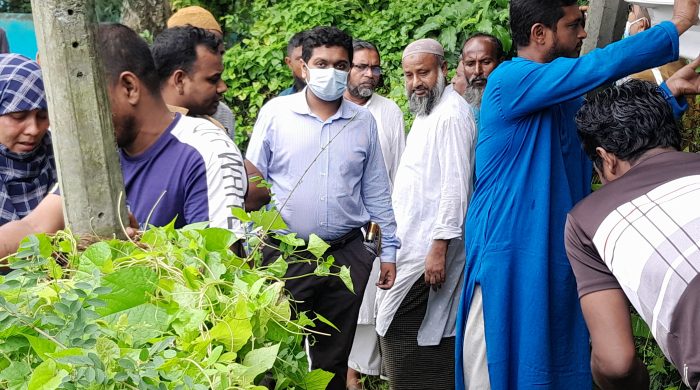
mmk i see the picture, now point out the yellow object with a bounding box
[167,6,222,35]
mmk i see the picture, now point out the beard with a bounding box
[347,82,375,99]
[547,37,582,61]
[407,69,445,116]
[462,77,486,108]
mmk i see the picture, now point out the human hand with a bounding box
[125,212,140,239]
[666,56,700,96]
[671,0,699,34]
[424,240,448,291]
[376,262,396,290]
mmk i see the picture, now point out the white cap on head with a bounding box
[402,38,444,60]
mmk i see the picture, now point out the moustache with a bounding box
[468,77,487,86]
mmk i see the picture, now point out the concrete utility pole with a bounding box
[30,0,129,238]
[581,0,629,55]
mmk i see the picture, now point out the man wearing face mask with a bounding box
[246,26,399,390]
[620,5,689,86]
[375,38,476,390]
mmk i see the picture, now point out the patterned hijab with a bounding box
[0,54,56,225]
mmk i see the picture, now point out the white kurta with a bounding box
[375,87,476,346]
[356,93,406,325]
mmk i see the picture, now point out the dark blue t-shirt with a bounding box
[120,114,246,232]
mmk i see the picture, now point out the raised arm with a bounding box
[499,21,681,119]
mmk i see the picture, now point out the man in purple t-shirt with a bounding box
[0,23,247,257]
[565,61,700,390]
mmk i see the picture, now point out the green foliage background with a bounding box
[210,0,511,148]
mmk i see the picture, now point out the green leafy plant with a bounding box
[0,206,350,389]
[631,311,684,390]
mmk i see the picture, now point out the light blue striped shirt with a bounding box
[246,89,399,262]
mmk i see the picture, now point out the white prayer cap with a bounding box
[402,38,445,60]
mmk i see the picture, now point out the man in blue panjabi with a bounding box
[454,0,700,388]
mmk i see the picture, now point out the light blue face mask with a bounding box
[304,65,348,101]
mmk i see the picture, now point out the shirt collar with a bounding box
[289,87,358,121]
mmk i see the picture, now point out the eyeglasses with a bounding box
[352,63,382,76]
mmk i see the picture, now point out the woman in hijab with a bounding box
[0,53,55,226]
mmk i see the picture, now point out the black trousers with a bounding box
[263,232,374,390]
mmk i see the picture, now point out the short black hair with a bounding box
[97,23,160,94]
[151,26,222,84]
[301,26,353,63]
[286,30,307,57]
[463,33,505,59]
[510,0,578,48]
[575,79,681,169]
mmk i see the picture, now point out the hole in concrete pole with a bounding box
[97,212,105,219]
[67,9,74,15]
[76,71,83,78]
[72,42,79,48]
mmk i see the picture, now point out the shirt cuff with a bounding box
[380,245,396,263]
[658,21,680,60]
[658,82,689,119]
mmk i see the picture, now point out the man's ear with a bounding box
[531,23,548,46]
[284,56,292,69]
[118,71,141,106]
[300,62,308,80]
[172,69,187,95]
[596,147,619,176]
[440,58,448,75]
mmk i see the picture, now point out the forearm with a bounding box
[430,239,449,255]
[0,221,36,258]
[244,159,271,211]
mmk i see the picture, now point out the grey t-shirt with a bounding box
[565,151,700,390]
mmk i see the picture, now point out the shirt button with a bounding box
[320,196,326,201]
[320,172,327,176]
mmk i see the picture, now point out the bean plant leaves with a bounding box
[0,205,343,388]
[209,300,253,353]
[200,227,238,251]
[267,256,288,278]
[243,344,280,373]
[275,233,305,248]
[27,359,67,390]
[338,265,354,294]
[0,361,31,390]
[314,313,339,332]
[306,234,329,259]
[249,208,288,231]
[79,242,113,274]
[303,369,335,390]
[24,335,56,361]
[96,266,158,316]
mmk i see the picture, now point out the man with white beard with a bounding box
[342,39,406,390]
[376,38,476,390]
[454,33,504,125]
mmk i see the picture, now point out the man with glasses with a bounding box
[246,26,399,390]
[376,38,476,390]
[342,39,405,389]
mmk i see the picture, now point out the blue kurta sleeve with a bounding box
[498,21,680,120]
